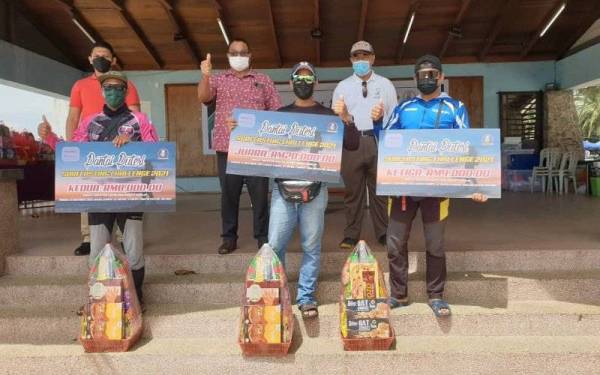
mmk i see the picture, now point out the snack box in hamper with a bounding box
[345,299,390,319]
[245,281,281,305]
[345,263,387,300]
[341,299,391,339]
[243,305,282,325]
[346,318,391,339]
[242,323,282,344]
[81,279,126,340]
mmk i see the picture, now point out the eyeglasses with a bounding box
[416,69,441,80]
[102,84,126,91]
[362,81,367,98]
[292,75,315,84]
[228,51,250,57]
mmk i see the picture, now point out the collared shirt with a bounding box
[69,74,140,122]
[209,69,281,152]
[332,72,397,131]
[382,93,470,131]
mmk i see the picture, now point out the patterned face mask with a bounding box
[103,85,126,108]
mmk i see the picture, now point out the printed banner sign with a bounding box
[226,108,344,183]
[55,142,176,212]
[377,129,501,198]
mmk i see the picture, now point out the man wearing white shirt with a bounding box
[332,41,397,249]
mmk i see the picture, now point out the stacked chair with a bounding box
[531,148,580,194]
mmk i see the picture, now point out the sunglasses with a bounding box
[102,84,126,91]
[416,69,441,80]
[362,81,367,98]
[292,75,315,84]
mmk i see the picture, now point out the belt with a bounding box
[359,129,374,136]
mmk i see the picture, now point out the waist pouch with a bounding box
[277,181,322,203]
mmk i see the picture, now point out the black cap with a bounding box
[415,54,442,73]
[291,61,317,79]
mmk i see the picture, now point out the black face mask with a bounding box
[417,78,439,95]
[92,57,112,73]
[293,81,314,100]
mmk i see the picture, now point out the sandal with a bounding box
[388,297,409,309]
[428,299,451,317]
[299,303,319,319]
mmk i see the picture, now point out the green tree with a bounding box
[574,86,600,138]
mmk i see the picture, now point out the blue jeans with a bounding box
[268,184,328,305]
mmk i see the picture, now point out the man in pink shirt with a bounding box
[39,71,158,307]
[40,41,141,257]
[198,38,281,254]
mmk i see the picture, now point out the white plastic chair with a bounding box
[558,152,579,194]
[531,148,561,193]
[550,152,568,194]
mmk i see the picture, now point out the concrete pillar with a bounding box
[544,90,584,156]
[0,169,22,275]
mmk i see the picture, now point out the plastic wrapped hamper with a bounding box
[80,244,143,352]
[239,244,294,356]
[340,240,394,351]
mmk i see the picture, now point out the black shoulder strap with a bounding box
[434,100,444,129]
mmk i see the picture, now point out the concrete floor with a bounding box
[16,191,600,256]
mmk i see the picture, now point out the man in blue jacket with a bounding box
[371,54,487,317]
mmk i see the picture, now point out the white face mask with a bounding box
[228,56,250,72]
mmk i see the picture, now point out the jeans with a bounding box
[268,184,328,305]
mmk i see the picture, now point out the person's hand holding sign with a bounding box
[113,134,131,148]
[371,99,384,121]
[200,53,212,77]
[333,95,353,125]
[37,115,52,141]
[471,193,488,203]
[226,115,238,132]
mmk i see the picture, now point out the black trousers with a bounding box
[387,197,449,300]
[217,152,269,241]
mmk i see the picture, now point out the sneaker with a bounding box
[378,235,387,246]
[339,237,358,249]
[74,242,90,256]
[218,238,237,255]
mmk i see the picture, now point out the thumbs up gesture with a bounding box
[371,99,384,121]
[200,53,212,76]
[333,95,352,124]
[37,115,52,141]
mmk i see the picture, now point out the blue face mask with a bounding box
[352,60,371,77]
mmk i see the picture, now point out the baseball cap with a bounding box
[415,54,442,72]
[350,41,374,55]
[98,70,128,85]
[291,61,317,79]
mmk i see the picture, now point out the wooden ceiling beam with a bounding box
[313,0,320,66]
[357,0,369,41]
[478,0,519,61]
[395,0,420,64]
[265,0,282,67]
[107,0,163,68]
[520,0,565,59]
[557,4,600,59]
[439,0,472,58]
[54,0,124,68]
[158,0,200,66]
[7,0,86,69]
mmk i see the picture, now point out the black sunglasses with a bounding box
[362,81,367,98]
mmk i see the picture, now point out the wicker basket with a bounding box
[341,327,395,351]
[239,341,292,357]
[81,329,142,353]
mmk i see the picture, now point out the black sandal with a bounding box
[299,303,318,319]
